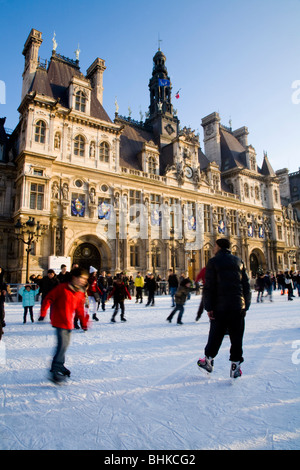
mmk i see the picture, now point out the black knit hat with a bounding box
[216,238,231,249]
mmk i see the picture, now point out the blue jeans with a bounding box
[51,328,72,372]
[169,287,177,306]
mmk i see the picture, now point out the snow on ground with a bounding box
[0,289,299,450]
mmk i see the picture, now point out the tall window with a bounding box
[148,157,157,174]
[230,209,237,235]
[99,142,109,162]
[129,190,141,223]
[204,204,211,233]
[151,246,161,269]
[35,120,46,143]
[74,135,85,157]
[75,91,86,113]
[30,183,44,210]
[130,245,139,267]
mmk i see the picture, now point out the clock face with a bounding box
[184,166,193,178]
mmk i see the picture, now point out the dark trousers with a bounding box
[23,306,34,322]
[168,303,184,323]
[146,291,155,306]
[204,310,245,363]
[51,328,72,372]
[196,297,204,320]
[112,301,125,318]
[136,287,143,302]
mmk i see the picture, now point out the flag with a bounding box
[175,88,181,99]
[158,78,170,87]
[71,198,85,217]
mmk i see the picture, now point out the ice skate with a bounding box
[197,356,214,374]
[49,370,67,384]
[230,361,242,379]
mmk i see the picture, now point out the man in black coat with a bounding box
[197,238,251,378]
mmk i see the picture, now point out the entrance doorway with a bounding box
[73,243,101,272]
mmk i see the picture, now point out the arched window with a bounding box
[75,91,86,113]
[148,157,157,174]
[35,120,46,143]
[74,135,85,157]
[99,142,109,162]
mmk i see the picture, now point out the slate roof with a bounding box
[29,55,112,123]
[119,122,156,170]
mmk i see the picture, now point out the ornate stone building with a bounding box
[0,29,299,282]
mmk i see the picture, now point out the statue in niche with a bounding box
[62,183,69,200]
[54,132,61,150]
[89,187,96,204]
[51,181,59,199]
[89,141,95,158]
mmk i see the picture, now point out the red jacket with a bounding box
[40,283,89,330]
[87,276,102,297]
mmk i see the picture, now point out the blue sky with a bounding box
[1,0,300,173]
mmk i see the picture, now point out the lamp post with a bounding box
[14,217,47,282]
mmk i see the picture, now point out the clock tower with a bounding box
[146,48,179,147]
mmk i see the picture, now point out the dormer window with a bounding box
[75,90,86,113]
[148,157,157,175]
[35,120,46,143]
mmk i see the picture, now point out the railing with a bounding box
[4,284,41,304]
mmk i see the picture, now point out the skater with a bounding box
[97,270,108,311]
[57,264,71,283]
[19,284,40,323]
[134,272,144,303]
[197,238,251,379]
[166,278,195,325]
[87,267,102,321]
[145,273,157,306]
[255,273,265,302]
[37,269,60,303]
[108,274,131,322]
[38,267,89,383]
[168,269,178,307]
[195,267,206,321]
[264,271,273,302]
[285,271,294,301]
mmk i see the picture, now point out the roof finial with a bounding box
[75,44,81,61]
[52,31,58,52]
[158,34,162,51]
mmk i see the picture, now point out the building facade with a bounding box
[0,28,299,282]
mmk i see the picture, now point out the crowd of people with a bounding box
[0,246,299,383]
[254,270,300,302]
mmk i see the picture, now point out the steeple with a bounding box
[146,49,178,146]
[148,49,173,118]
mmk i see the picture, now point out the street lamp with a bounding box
[14,217,47,282]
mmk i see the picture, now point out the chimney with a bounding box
[86,58,106,105]
[201,112,221,168]
[233,126,249,148]
[21,29,43,102]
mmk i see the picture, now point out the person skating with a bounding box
[87,267,102,320]
[0,278,7,341]
[197,238,251,379]
[145,273,157,306]
[108,274,131,322]
[255,273,265,302]
[38,267,89,383]
[19,284,40,323]
[167,269,178,307]
[166,278,195,325]
[134,272,144,303]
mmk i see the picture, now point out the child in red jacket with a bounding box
[38,267,89,383]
